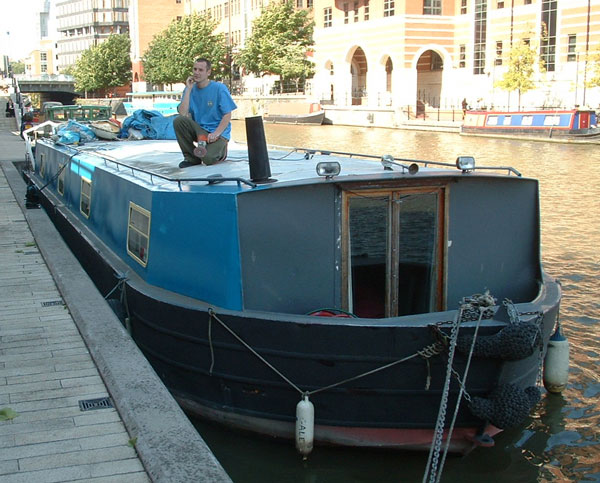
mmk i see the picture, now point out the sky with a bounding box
[0,1,46,60]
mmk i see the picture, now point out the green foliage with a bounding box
[10,61,25,75]
[495,40,545,109]
[142,14,229,85]
[587,50,600,88]
[61,65,75,76]
[236,0,314,86]
[0,408,18,421]
[73,34,132,92]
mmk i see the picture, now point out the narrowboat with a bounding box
[263,101,325,125]
[23,117,563,455]
[123,91,182,116]
[461,108,600,143]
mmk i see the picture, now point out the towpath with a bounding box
[0,105,231,482]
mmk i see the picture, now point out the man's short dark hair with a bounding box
[194,58,212,71]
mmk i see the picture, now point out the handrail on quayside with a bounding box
[294,147,522,177]
[56,143,257,190]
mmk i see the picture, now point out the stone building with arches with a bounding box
[311,0,600,116]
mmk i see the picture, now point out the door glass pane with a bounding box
[396,192,438,315]
[348,196,389,318]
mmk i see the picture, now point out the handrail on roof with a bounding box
[57,144,256,190]
[293,147,522,177]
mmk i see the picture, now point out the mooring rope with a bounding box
[104,273,129,300]
[207,309,444,398]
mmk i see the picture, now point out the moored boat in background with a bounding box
[263,101,325,124]
[22,117,563,456]
[461,108,600,143]
[123,91,182,116]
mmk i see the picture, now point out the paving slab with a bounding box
[0,121,231,482]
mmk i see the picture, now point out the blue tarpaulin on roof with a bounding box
[119,109,177,140]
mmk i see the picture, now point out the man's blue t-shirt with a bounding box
[183,81,237,140]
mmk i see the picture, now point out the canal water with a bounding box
[191,121,600,482]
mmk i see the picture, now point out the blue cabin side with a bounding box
[35,143,244,310]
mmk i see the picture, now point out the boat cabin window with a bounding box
[80,177,91,218]
[127,202,151,267]
[57,163,66,195]
[39,153,46,178]
[343,187,444,318]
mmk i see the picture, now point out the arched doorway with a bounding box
[416,50,443,108]
[350,47,367,105]
[385,57,393,93]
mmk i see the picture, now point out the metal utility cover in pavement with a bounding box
[41,300,64,307]
[78,397,114,411]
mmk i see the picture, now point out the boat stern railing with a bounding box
[52,143,257,190]
[294,147,522,177]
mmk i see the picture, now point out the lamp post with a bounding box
[574,52,579,107]
[5,31,11,77]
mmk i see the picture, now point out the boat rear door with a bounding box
[343,186,445,318]
[579,111,590,129]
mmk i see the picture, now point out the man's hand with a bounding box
[206,132,219,143]
[185,76,195,89]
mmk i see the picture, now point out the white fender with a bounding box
[543,326,570,394]
[295,395,314,458]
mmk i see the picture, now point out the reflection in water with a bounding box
[194,122,600,482]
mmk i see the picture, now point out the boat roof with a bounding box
[48,138,520,194]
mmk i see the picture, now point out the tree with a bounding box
[236,0,314,92]
[10,61,25,75]
[73,34,132,93]
[586,50,600,88]
[495,40,545,110]
[142,14,229,86]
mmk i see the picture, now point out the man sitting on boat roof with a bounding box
[174,57,237,168]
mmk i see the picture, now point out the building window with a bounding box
[297,0,303,7]
[524,0,532,4]
[127,202,151,267]
[423,0,441,15]
[497,1,504,7]
[364,0,369,20]
[324,7,332,27]
[354,1,359,22]
[540,0,557,71]
[495,41,503,65]
[307,0,313,7]
[567,34,577,62]
[473,0,487,75]
[40,52,47,61]
[459,44,466,68]
[384,0,394,17]
[344,3,349,24]
[176,0,181,3]
[461,0,467,14]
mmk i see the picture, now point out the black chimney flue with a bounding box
[245,116,274,183]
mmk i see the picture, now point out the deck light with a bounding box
[456,156,476,173]
[316,161,341,179]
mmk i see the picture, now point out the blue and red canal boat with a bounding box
[461,108,600,143]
